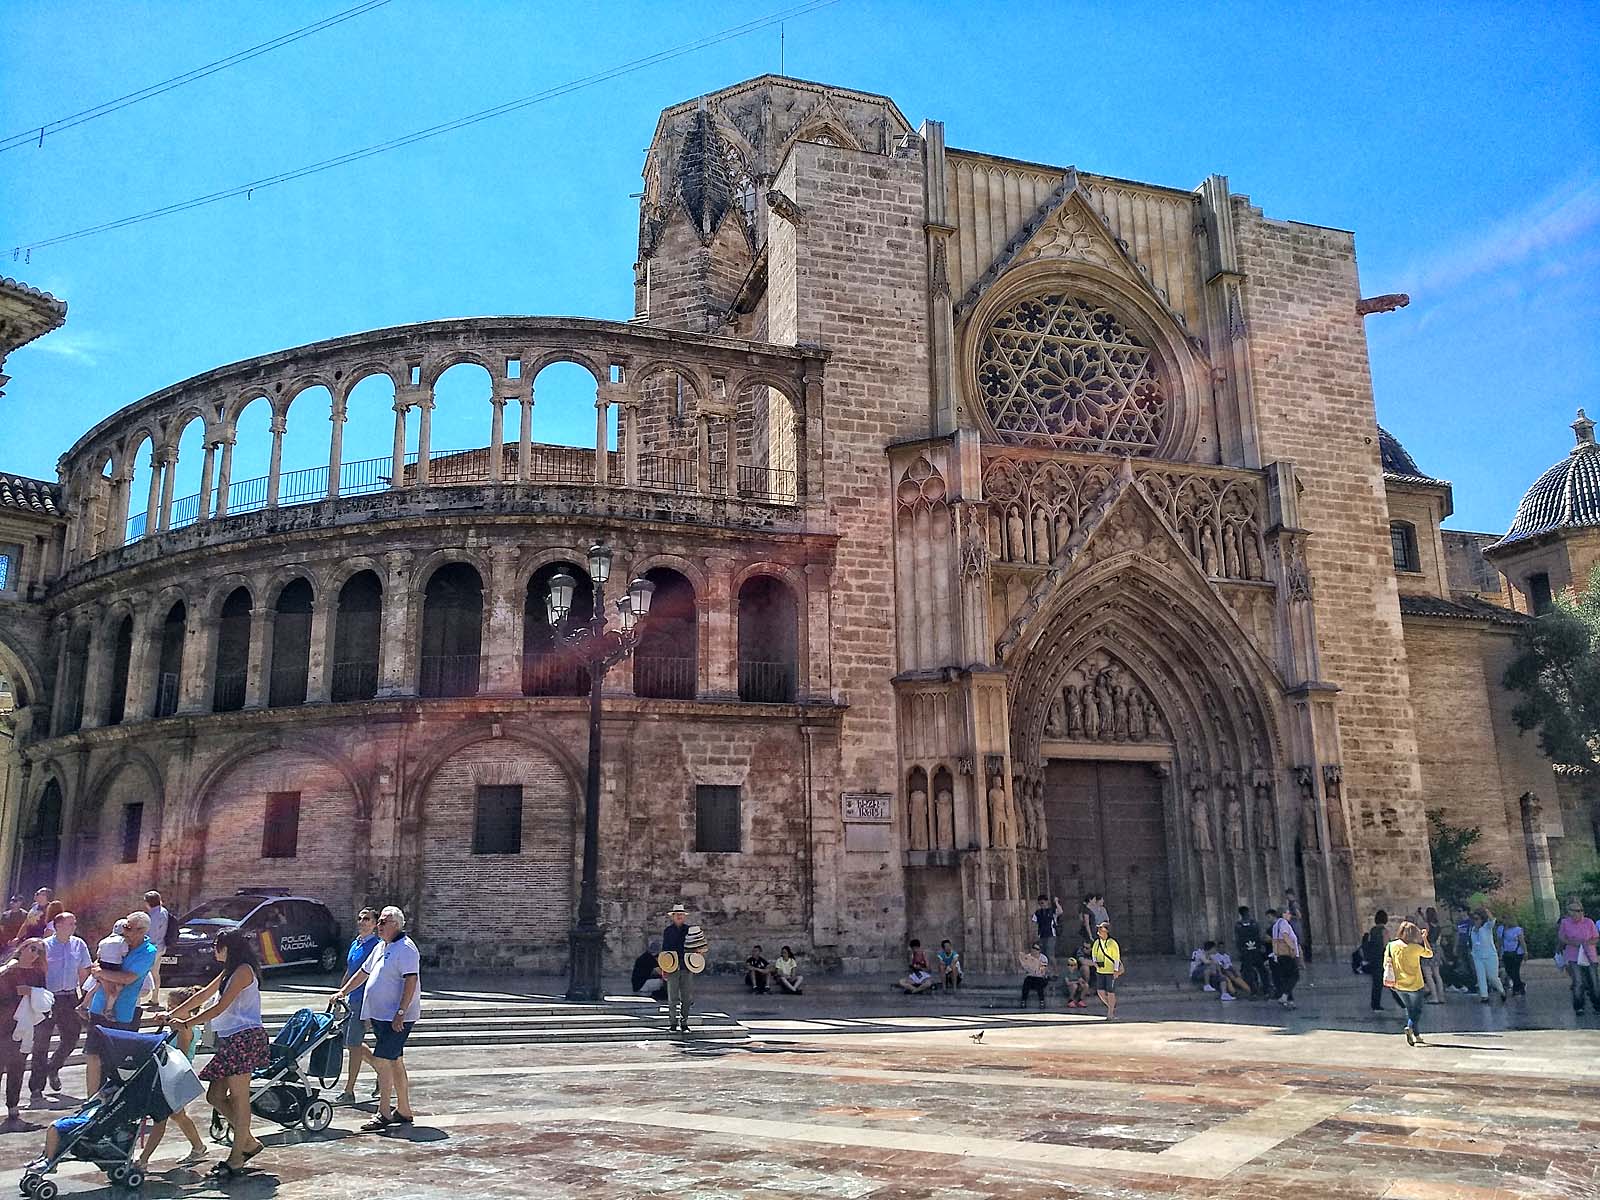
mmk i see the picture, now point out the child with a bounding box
[78,920,129,1017]
[896,939,935,994]
[936,940,963,990]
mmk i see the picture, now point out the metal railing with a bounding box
[212,670,247,712]
[226,473,269,516]
[278,464,329,507]
[169,492,202,531]
[419,653,481,698]
[154,672,180,718]
[125,510,147,543]
[521,653,590,697]
[737,464,798,504]
[737,659,797,703]
[340,453,392,496]
[639,454,696,493]
[268,665,309,708]
[633,655,696,700]
[330,659,379,702]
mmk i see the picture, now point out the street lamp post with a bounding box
[546,541,655,1002]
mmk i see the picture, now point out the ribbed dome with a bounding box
[1496,409,1600,547]
[1378,426,1423,477]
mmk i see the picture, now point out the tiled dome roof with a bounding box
[1378,426,1447,486]
[1496,409,1600,548]
[0,471,61,516]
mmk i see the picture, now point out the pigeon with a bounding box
[970,1031,985,1043]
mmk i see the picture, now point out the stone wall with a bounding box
[1235,203,1434,915]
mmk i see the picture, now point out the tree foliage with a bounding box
[1505,564,1600,771]
[1427,809,1504,908]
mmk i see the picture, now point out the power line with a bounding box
[9,0,843,256]
[0,0,396,154]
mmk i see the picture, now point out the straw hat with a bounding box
[667,903,688,916]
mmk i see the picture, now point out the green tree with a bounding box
[1427,810,1503,907]
[1504,564,1600,771]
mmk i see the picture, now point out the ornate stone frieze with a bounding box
[1040,649,1166,744]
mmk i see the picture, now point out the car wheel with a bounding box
[318,945,340,973]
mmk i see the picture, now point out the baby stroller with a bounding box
[20,1027,202,1198]
[209,1003,345,1145]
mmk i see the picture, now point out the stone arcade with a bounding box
[0,76,1584,975]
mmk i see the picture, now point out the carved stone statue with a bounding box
[1200,524,1219,575]
[934,787,955,849]
[987,774,1010,848]
[1293,765,1320,851]
[1252,766,1278,849]
[1067,684,1083,736]
[1054,510,1073,553]
[1007,508,1027,562]
[1190,794,1214,853]
[1043,690,1065,736]
[1225,787,1245,853]
[1223,529,1242,579]
[1081,686,1099,741]
[1032,508,1051,562]
[1243,535,1264,580]
[908,788,929,851]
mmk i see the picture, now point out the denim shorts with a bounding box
[343,1011,370,1049]
[368,1019,415,1061]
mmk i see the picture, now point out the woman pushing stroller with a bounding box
[165,928,269,1178]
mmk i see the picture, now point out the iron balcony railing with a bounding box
[633,655,696,700]
[737,659,797,703]
[521,652,590,697]
[330,659,379,703]
[154,672,181,718]
[419,653,481,698]
[268,665,309,708]
[737,464,798,504]
[212,670,247,712]
[639,454,696,493]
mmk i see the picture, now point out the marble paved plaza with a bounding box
[2,990,1597,1200]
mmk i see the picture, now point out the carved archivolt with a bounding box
[981,453,1267,582]
[976,292,1169,453]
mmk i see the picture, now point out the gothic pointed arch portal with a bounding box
[1002,498,1292,956]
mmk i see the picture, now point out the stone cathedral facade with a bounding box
[0,76,1580,974]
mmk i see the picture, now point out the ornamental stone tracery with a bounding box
[976,292,1169,453]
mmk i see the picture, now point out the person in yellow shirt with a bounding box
[1090,921,1123,1020]
[1385,921,1434,1046]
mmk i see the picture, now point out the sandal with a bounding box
[390,1112,414,1125]
[359,1115,392,1132]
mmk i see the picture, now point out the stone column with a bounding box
[481,546,524,695]
[305,594,333,703]
[416,396,434,485]
[78,607,108,730]
[695,414,712,493]
[156,449,177,532]
[197,440,217,521]
[803,563,832,700]
[488,396,507,482]
[143,453,163,532]
[704,555,735,699]
[621,397,640,485]
[122,596,154,721]
[176,606,214,715]
[518,386,534,482]
[376,551,415,697]
[265,415,286,508]
[48,614,72,736]
[719,415,736,497]
[800,368,824,503]
[327,400,346,499]
[594,389,611,484]
[243,606,272,709]
[214,438,235,517]
[389,403,407,490]
[108,471,132,549]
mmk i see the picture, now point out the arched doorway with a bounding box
[17,779,63,896]
[269,579,314,707]
[419,563,483,697]
[633,568,696,699]
[522,563,591,696]
[153,601,186,718]
[736,575,798,702]
[332,571,381,701]
[213,588,252,712]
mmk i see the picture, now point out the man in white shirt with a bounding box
[143,891,170,998]
[28,912,91,1100]
[332,905,419,1131]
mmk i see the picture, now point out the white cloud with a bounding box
[30,328,108,366]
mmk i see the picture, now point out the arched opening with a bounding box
[167,414,207,529]
[153,602,185,718]
[340,372,400,494]
[527,361,604,483]
[427,362,495,484]
[105,615,133,725]
[735,383,799,501]
[17,779,63,895]
[124,431,155,544]
[227,396,275,515]
[634,367,701,491]
[56,624,90,735]
[280,385,335,505]
[212,588,252,712]
[522,563,592,696]
[269,579,314,707]
[419,563,483,697]
[331,571,382,702]
[633,568,696,699]
[737,575,798,702]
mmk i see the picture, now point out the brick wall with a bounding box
[1235,204,1434,913]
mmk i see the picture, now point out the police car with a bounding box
[160,889,343,984]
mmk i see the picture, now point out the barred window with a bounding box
[1389,522,1420,572]
[473,785,523,855]
[695,785,741,853]
[262,791,301,859]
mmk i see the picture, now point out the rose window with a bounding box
[977,293,1169,453]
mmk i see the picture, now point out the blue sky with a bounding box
[3,1,1597,533]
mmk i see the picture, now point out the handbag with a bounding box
[1381,944,1396,988]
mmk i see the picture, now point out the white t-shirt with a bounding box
[359,936,422,1023]
[146,906,169,948]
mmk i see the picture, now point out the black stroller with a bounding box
[20,1026,202,1198]
[208,1003,345,1144]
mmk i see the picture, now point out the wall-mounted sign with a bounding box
[842,791,892,823]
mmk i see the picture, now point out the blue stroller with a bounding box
[20,1027,201,1198]
[208,1004,345,1145]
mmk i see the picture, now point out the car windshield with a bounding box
[179,898,261,924]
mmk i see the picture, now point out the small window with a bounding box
[1389,522,1420,572]
[120,802,144,864]
[262,791,301,859]
[473,785,523,855]
[695,785,741,852]
[1529,572,1554,615]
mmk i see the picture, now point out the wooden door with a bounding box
[1042,761,1173,954]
